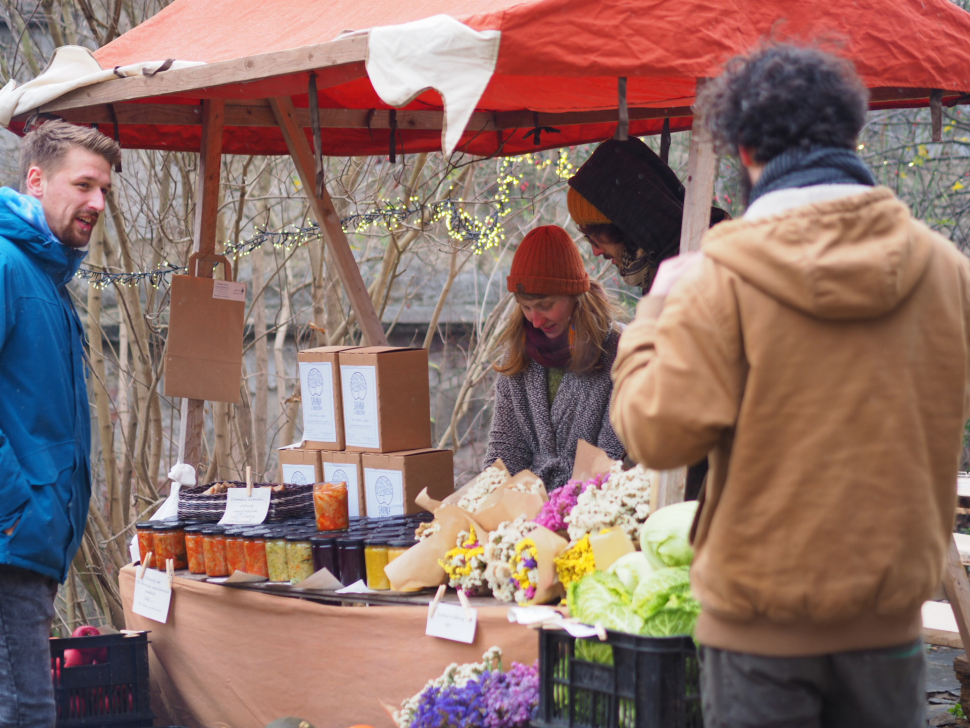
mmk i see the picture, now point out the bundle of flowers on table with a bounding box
[416,461,548,531]
[508,525,568,606]
[393,647,538,728]
[533,471,609,534]
[385,505,484,592]
[565,462,655,542]
[483,516,540,602]
[440,525,489,596]
[553,533,596,590]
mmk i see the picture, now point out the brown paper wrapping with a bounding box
[571,439,618,482]
[519,525,569,606]
[415,459,510,513]
[472,470,547,532]
[385,505,484,592]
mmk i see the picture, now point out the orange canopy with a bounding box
[14,0,970,156]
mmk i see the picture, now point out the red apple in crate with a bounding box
[71,625,108,664]
[62,649,84,669]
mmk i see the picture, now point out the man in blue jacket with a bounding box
[0,120,119,728]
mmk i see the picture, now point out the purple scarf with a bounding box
[524,319,573,369]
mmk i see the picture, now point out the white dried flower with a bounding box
[566,462,654,541]
[457,464,509,513]
[482,515,536,602]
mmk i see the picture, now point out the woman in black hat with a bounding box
[567,137,727,295]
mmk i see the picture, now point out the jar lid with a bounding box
[338,537,364,547]
[285,534,311,542]
[389,538,417,548]
[135,521,155,530]
[152,522,179,531]
[238,530,265,538]
[201,526,226,535]
[309,534,339,545]
[365,536,390,546]
[183,524,208,533]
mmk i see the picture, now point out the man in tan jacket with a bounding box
[611,45,970,728]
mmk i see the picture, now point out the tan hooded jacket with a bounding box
[611,187,970,656]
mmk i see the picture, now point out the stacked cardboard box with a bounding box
[278,346,454,517]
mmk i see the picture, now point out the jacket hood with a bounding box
[702,188,933,320]
[0,187,86,287]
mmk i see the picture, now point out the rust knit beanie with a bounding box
[507,225,590,296]
[567,186,612,226]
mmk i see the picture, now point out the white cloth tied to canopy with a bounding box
[0,45,203,127]
[365,15,501,157]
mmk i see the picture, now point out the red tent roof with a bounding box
[17,0,970,156]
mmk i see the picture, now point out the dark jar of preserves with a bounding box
[337,537,365,586]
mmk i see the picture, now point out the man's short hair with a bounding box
[19,120,122,192]
[697,45,869,164]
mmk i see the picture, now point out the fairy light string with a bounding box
[77,150,576,289]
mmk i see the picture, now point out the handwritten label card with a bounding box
[218,488,272,525]
[132,570,172,623]
[426,602,478,644]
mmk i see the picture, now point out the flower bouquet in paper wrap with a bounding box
[566,462,656,542]
[416,461,548,532]
[509,525,569,606]
[439,525,489,596]
[483,516,539,602]
[385,505,484,592]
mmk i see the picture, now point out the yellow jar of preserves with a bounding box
[286,535,315,583]
[364,538,390,591]
[265,533,290,583]
[386,538,414,566]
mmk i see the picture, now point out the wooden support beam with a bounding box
[943,535,970,651]
[655,79,718,510]
[269,95,387,346]
[179,98,225,470]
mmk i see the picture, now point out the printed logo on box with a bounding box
[299,361,337,442]
[341,365,379,448]
[364,467,404,518]
[281,463,316,486]
[325,462,360,517]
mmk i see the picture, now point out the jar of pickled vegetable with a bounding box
[202,526,229,578]
[386,538,414,566]
[224,528,247,575]
[242,531,269,578]
[135,522,155,566]
[364,537,390,590]
[184,525,207,574]
[285,534,315,583]
[337,537,365,586]
[152,523,180,570]
[310,535,339,581]
[314,482,349,531]
[265,532,290,583]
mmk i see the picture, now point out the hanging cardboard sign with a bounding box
[164,254,245,404]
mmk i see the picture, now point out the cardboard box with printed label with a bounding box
[277,445,322,486]
[298,346,359,450]
[338,347,432,453]
[319,450,366,519]
[361,449,454,517]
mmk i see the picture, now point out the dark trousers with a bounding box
[698,640,926,728]
[0,565,57,728]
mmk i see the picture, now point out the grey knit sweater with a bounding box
[484,330,625,490]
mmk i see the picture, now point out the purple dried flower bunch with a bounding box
[533,472,609,532]
[408,662,539,728]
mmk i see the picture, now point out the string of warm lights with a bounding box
[77,149,576,288]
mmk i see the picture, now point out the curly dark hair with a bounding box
[696,44,869,164]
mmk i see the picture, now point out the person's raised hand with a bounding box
[649,251,704,298]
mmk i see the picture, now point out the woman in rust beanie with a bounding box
[484,225,625,490]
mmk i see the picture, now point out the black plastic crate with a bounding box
[49,631,153,728]
[534,627,702,728]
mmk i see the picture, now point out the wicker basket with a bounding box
[176,481,314,522]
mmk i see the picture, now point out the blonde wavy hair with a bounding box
[494,280,619,377]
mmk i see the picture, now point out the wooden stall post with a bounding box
[657,79,718,508]
[177,98,225,470]
[269,96,388,346]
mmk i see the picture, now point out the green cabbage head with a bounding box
[639,501,698,570]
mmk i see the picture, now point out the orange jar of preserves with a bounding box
[152,524,181,570]
[224,528,247,575]
[202,526,230,577]
[242,531,269,577]
[135,522,155,567]
[314,482,349,531]
[184,525,207,574]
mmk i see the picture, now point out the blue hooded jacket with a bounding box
[0,187,91,582]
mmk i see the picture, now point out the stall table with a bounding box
[119,566,537,728]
